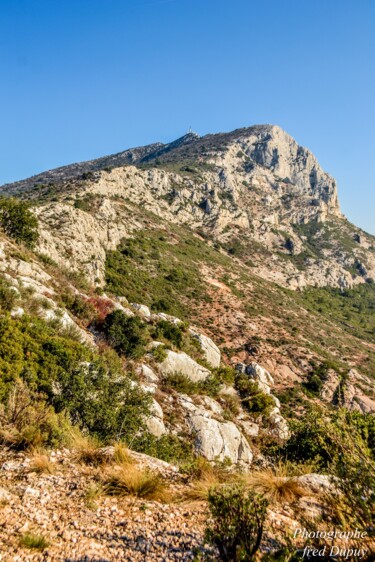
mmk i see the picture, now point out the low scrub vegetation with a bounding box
[102,310,148,359]
[206,484,268,561]
[0,314,151,447]
[105,229,229,318]
[235,374,275,418]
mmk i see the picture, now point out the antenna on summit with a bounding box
[188,126,193,134]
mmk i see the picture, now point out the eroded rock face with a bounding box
[11,125,371,291]
[320,368,375,413]
[179,395,253,465]
[190,331,221,368]
[158,350,211,383]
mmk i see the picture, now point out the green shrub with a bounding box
[242,392,275,417]
[161,372,197,394]
[61,292,97,324]
[152,320,185,348]
[277,408,375,536]
[302,361,331,395]
[235,374,274,417]
[52,354,151,441]
[0,197,39,248]
[132,432,195,464]
[212,365,236,386]
[161,372,221,397]
[0,277,17,311]
[0,314,150,443]
[151,344,168,362]
[206,483,268,561]
[102,310,148,358]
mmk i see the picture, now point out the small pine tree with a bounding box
[0,197,39,247]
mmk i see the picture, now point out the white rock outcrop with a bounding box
[179,395,253,465]
[158,350,211,383]
[145,398,167,438]
[190,331,221,368]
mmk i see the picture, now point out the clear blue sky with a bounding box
[1,0,374,234]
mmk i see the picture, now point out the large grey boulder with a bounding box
[159,350,211,383]
[179,395,253,465]
[190,331,221,368]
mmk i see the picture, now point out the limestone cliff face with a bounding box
[2,125,374,289]
[238,125,340,211]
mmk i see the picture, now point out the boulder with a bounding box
[137,364,159,384]
[179,395,253,465]
[190,331,221,368]
[246,362,274,388]
[145,398,166,438]
[159,350,211,383]
[131,303,151,318]
[297,473,334,494]
[154,312,182,325]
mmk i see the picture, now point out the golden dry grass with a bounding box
[71,435,107,466]
[103,464,169,502]
[113,442,133,465]
[29,451,55,474]
[181,472,221,502]
[245,463,309,505]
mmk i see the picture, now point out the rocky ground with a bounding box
[0,449,211,562]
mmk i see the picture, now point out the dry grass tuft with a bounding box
[245,463,309,505]
[182,472,221,502]
[71,435,107,466]
[113,442,133,465]
[29,451,55,474]
[103,464,169,502]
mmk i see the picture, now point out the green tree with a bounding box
[0,197,39,248]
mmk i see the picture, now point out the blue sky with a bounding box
[1,0,374,234]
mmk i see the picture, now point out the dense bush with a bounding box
[206,484,268,561]
[302,361,332,395]
[0,197,39,248]
[0,314,150,443]
[275,407,375,532]
[161,372,221,397]
[152,320,186,348]
[102,310,148,359]
[151,344,168,362]
[52,354,150,441]
[0,379,71,449]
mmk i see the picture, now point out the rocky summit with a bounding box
[0,125,374,560]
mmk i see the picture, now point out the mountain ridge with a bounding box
[7,123,371,293]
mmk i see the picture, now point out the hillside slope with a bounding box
[0,125,374,559]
